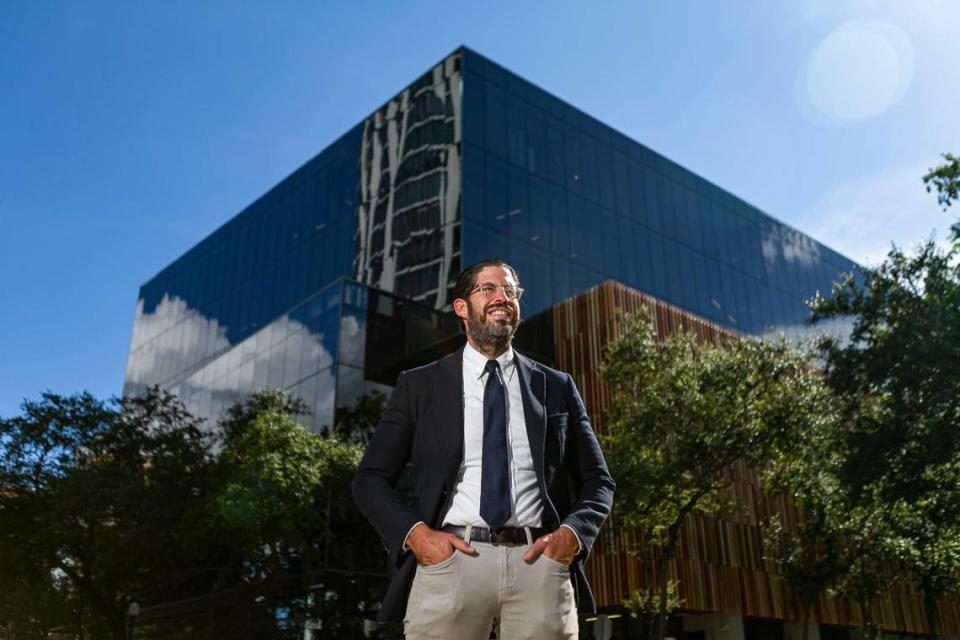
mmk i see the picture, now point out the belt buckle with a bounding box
[489,528,507,545]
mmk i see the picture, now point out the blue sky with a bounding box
[2,1,958,417]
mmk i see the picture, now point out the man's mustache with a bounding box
[482,303,517,318]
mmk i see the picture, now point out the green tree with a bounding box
[923,151,960,252]
[923,152,960,218]
[601,312,826,640]
[812,223,960,638]
[210,390,365,637]
[761,394,892,640]
[331,390,388,445]
[835,522,893,640]
[763,415,841,640]
[0,388,372,639]
[0,389,213,640]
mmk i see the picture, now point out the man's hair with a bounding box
[450,259,521,303]
[450,259,521,333]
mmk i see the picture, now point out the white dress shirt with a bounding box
[442,342,542,528]
[404,343,581,552]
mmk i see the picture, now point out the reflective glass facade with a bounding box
[124,47,858,427]
[459,48,858,336]
[124,53,465,428]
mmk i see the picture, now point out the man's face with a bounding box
[455,266,521,350]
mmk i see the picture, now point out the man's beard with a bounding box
[465,299,520,349]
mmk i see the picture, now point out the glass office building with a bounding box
[123,46,858,432]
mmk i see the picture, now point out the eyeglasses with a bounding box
[469,282,524,301]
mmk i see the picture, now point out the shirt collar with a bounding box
[463,341,516,381]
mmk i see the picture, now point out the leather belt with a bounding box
[442,525,547,545]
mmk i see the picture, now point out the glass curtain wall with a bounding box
[460,48,859,340]
[139,281,343,433]
[353,51,463,311]
[125,45,863,422]
[125,51,467,415]
[124,128,362,398]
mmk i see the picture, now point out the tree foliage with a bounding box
[209,391,369,638]
[331,390,388,445]
[811,219,960,638]
[0,389,212,640]
[0,388,369,639]
[924,153,960,212]
[601,312,827,640]
[761,388,891,640]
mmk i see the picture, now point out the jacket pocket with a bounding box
[545,412,569,483]
[547,412,569,451]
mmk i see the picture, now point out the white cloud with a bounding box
[796,162,953,267]
[337,314,364,366]
[175,313,338,423]
[124,295,231,386]
[125,295,343,431]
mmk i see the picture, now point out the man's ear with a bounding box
[453,298,468,321]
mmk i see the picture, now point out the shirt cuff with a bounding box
[559,524,582,555]
[402,521,426,552]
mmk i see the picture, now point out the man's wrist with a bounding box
[403,521,426,552]
[559,524,582,555]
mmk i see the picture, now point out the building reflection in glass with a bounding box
[126,282,341,431]
[457,47,860,344]
[123,47,864,431]
[354,52,462,310]
[124,278,468,433]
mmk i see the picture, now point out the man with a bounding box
[352,259,615,639]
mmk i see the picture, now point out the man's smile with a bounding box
[484,304,515,322]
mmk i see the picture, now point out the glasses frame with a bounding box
[468,282,525,301]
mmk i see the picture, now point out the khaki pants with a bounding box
[403,540,578,640]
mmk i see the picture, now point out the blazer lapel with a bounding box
[515,352,546,485]
[432,347,465,490]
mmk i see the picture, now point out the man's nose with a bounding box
[489,286,507,303]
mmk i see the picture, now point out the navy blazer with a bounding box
[351,346,615,622]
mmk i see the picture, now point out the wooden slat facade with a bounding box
[555,280,960,636]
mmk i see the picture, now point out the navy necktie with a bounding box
[480,359,511,531]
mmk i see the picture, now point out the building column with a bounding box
[784,620,820,640]
[591,614,615,640]
[682,613,745,640]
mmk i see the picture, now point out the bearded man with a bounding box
[352,259,615,640]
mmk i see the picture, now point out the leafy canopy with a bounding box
[0,388,367,640]
[811,203,960,637]
[603,312,825,539]
[601,311,829,640]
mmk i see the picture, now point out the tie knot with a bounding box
[484,359,500,376]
